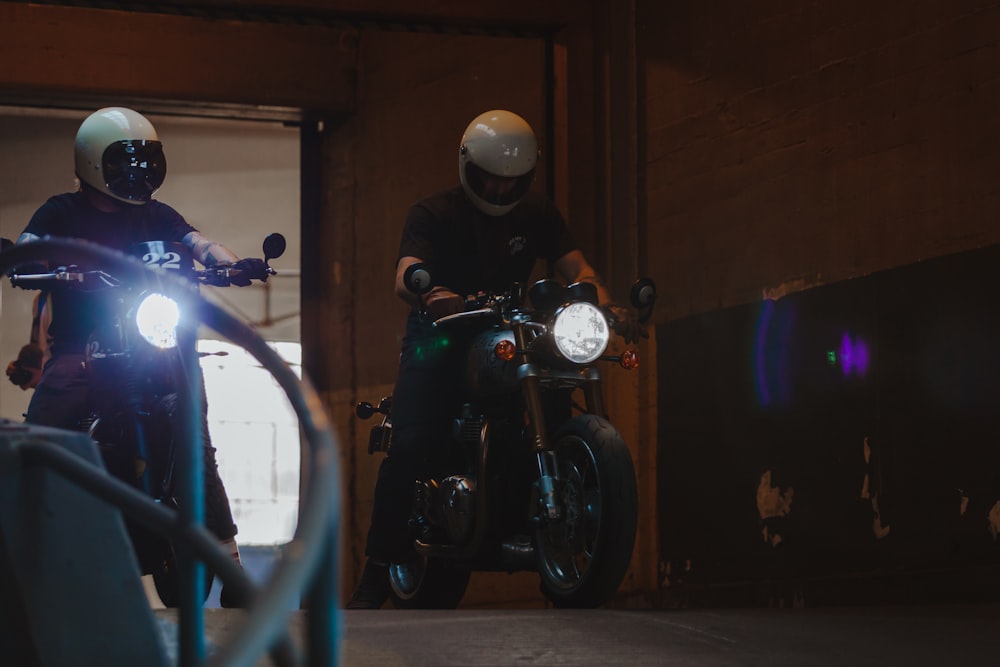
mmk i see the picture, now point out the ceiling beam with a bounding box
[0,2,357,118]
[19,0,573,35]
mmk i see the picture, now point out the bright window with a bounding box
[198,339,301,545]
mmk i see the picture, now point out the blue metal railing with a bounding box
[0,238,341,667]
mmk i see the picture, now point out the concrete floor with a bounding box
[154,603,1000,666]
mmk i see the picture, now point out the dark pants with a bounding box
[364,323,465,562]
[26,353,238,541]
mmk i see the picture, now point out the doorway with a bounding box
[0,107,302,605]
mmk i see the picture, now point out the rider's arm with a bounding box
[553,250,613,306]
[396,255,464,317]
[12,233,53,277]
[183,231,267,287]
[5,291,51,391]
[182,231,241,267]
[554,249,646,343]
[395,256,424,306]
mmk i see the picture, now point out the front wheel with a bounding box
[151,544,215,608]
[535,414,638,608]
[387,554,471,609]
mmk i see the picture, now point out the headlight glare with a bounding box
[551,302,610,364]
[135,292,180,349]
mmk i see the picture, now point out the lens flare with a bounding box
[832,332,870,377]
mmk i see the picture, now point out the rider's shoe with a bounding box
[346,559,389,609]
[218,538,249,608]
[219,581,250,609]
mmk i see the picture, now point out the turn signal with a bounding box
[495,339,517,361]
[620,349,640,370]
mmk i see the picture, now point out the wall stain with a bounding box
[860,437,891,539]
[757,470,793,546]
[989,501,1000,540]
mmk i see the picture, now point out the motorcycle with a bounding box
[356,265,656,608]
[7,233,286,606]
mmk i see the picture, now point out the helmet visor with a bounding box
[102,140,166,202]
[464,161,535,208]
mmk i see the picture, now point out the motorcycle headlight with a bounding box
[135,292,180,349]
[551,302,610,364]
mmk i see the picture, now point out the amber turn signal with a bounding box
[495,339,517,361]
[619,349,640,370]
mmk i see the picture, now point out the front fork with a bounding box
[516,330,605,525]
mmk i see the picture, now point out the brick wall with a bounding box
[639,0,1000,320]
[640,0,1000,606]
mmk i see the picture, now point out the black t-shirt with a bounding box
[21,191,197,352]
[398,186,577,299]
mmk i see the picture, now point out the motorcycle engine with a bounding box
[419,475,476,545]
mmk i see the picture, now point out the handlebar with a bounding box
[428,291,513,328]
[197,262,276,287]
[406,260,657,336]
[5,233,285,292]
[9,267,120,290]
[431,307,498,327]
[427,288,648,347]
[10,261,274,291]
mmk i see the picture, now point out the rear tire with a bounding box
[534,414,638,608]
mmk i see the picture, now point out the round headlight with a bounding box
[551,301,610,364]
[135,292,180,349]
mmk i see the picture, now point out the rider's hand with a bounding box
[603,304,648,345]
[6,343,44,390]
[228,258,268,286]
[421,286,465,319]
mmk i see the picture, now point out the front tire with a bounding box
[152,544,215,608]
[387,554,471,609]
[535,414,638,608]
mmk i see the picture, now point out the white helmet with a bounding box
[458,110,538,216]
[74,107,166,205]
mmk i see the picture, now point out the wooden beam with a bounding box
[18,0,572,34]
[0,2,356,116]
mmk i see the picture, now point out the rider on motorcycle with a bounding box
[14,106,262,607]
[347,109,646,609]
